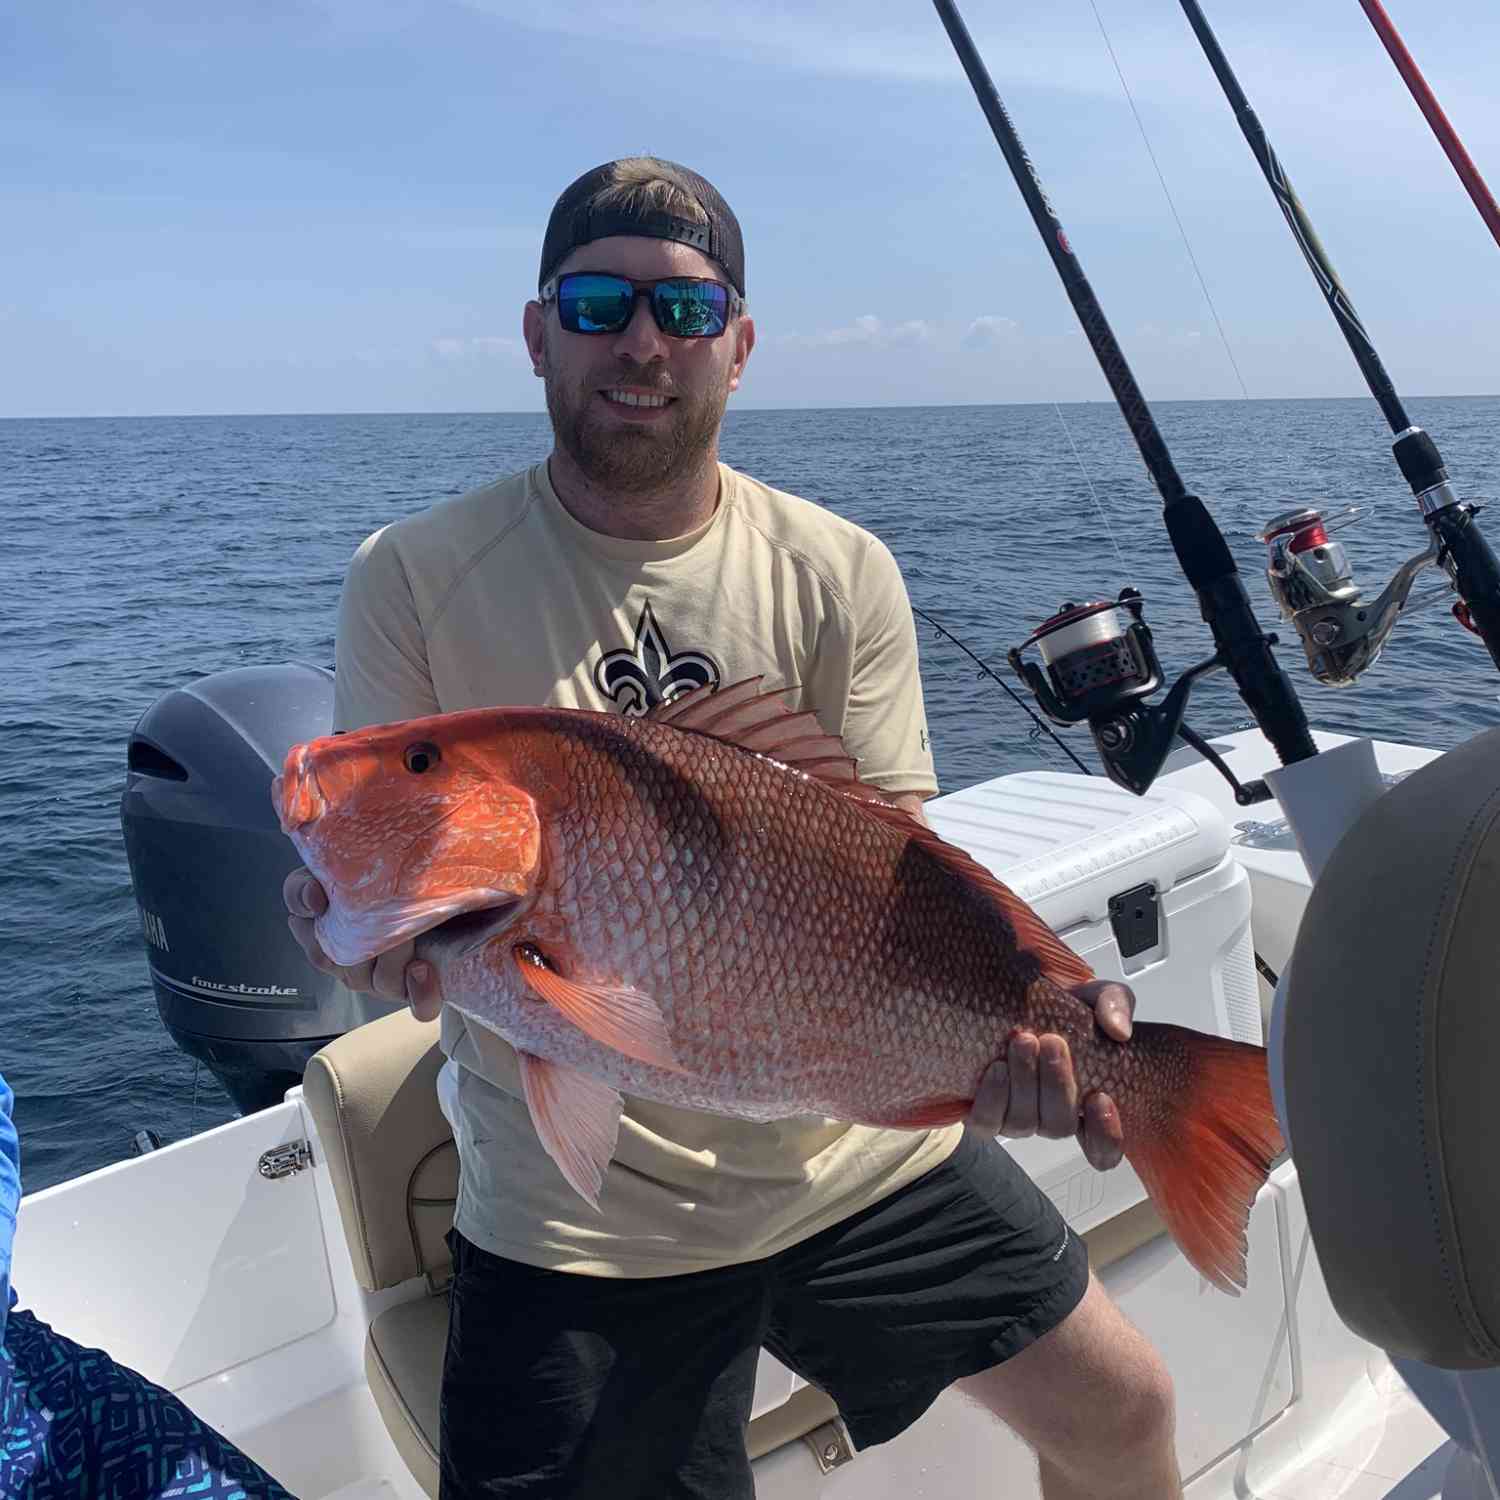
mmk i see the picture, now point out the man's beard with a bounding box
[545,363,731,495]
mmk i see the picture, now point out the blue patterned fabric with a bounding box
[0,1309,296,1498]
[0,1069,294,1497]
[0,1074,19,1353]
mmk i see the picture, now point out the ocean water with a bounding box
[4,396,1499,1192]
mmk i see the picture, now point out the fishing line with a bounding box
[1051,402,1129,576]
[913,605,1095,775]
[1086,0,1252,402]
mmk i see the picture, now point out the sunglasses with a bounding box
[539,272,741,339]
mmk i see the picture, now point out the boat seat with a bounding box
[304,1010,457,1494]
[1282,724,1500,1369]
[365,1293,448,1486]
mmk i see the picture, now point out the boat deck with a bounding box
[219,1305,1453,1498]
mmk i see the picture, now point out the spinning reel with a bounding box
[1008,590,1272,805]
[1257,506,1446,687]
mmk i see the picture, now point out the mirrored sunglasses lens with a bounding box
[654,281,729,337]
[559,275,633,333]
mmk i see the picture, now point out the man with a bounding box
[0,1072,296,1496]
[286,157,1179,1499]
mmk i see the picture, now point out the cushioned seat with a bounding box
[304,1011,456,1496]
[1282,725,1500,1369]
[366,1294,447,1495]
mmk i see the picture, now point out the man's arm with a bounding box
[332,526,441,732]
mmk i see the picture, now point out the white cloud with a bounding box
[1134,323,1206,347]
[431,335,526,358]
[453,0,958,82]
[779,314,937,349]
[447,0,1160,90]
[961,315,1019,351]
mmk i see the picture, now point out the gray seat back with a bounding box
[1282,727,1500,1369]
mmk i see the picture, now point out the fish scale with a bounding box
[280,679,1285,1293]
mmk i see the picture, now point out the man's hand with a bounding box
[283,868,445,1022]
[966,980,1134,1171]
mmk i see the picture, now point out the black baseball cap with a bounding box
[538,159,746,297]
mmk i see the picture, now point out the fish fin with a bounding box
[517,1052,623,1210]
[654,681,780,726]
[1118,1023,1286,1295]
[863,1097,972,1130]
[648,677,892,804]
[512,947,688,1074]
[652,677,766,723]
[852,803,1097,988]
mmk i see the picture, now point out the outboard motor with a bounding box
[120,664,401,1115]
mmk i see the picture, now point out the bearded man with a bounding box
[286,157,1179,1500]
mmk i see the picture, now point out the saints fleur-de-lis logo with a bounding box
[595,601,722,717]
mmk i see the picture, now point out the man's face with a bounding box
[523,235,755,496]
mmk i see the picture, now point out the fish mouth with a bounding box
[275,754,327,836]
[413,899,523,961]
[311,891,523,968]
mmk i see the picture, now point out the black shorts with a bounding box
[439,1130,1090,1500]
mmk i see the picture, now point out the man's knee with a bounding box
[1089,1341,1175,1459]
[956,1277,1177,1467]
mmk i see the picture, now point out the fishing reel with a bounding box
[1008,590,1272,804]
[1258,506,1445,687]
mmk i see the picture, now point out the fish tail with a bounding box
[1117,1022,1285,1295]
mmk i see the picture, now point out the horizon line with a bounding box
[4,391,1498,422]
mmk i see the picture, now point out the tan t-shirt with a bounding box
[334,459,962,1276]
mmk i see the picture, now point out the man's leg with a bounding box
[440,1230,766,1500]
[955,1272,1180,1500]
[761,1132,1178,1497]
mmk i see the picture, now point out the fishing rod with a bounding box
[1174,0,1500,682]
[930,0,1316,802]
[911,606,1094,775]
[1356,0,1500,254]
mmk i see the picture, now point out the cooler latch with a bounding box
[1108,883,1160,960]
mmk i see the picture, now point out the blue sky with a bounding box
[4,0,1498,416]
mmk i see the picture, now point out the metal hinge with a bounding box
[804,1418,855,1473]
[258,1140,313,1181]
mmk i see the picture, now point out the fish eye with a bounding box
[403,741,441,774]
